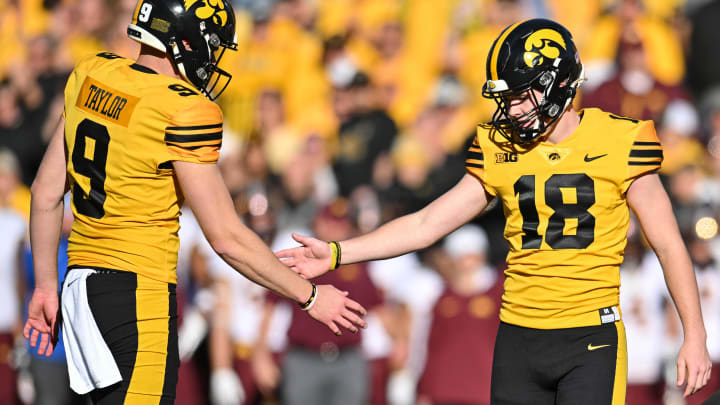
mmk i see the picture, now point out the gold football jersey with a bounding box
[63,52,223,284]
[466,108,663,329]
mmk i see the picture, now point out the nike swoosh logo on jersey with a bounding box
[584,153,607,162]
[587,343,611,351]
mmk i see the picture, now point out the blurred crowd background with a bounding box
[2,0,720,404]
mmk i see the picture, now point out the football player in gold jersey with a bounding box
[22,1,366,404]
[277,19,711,404]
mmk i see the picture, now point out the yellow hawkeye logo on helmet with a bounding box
[523,29,566,68]
[184,0,228,26]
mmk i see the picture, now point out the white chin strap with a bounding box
[169,42,191,83]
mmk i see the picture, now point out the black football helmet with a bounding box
[127,0,238,100]
[482,19,584,144]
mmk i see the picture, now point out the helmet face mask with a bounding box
[482,19,584,145]
[487,77,550,145]
[128,0,238,100]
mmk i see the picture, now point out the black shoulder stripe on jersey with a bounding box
[169,142,222,151]
[129,63,157,74]
[628,161,662,166]
[629,149,663,158]
[97,52,124,60]
[467,151,484,161]
[164,131,222,143]
[466,162,484,169]
[609,113,639,123]
[633,141,661,146]
[166,123,223,131]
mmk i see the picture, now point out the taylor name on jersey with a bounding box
[63,52,224,284]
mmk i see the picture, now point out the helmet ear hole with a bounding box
[538,72,553,87]
[208,34,221,48]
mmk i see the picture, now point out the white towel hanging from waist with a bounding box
[61,268,122,394]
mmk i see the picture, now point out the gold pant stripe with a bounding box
[125,275,170,405]
[612,320,628,405]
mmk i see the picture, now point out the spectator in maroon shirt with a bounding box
[582,38,688,123]
[251,199,383,405]
[417,224,503,405]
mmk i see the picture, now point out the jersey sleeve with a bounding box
[164,100,223,164]
[465,134,496,196]
[621,120,663,193]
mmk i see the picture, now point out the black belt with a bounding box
[67,265,128,275]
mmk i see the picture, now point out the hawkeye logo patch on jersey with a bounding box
[76,77,139,127]
[537,146,570,166]
[495,152,518,163]
[523,29,567,68]
[184,0,228,26]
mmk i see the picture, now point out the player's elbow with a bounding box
[207,236,236,259]
[206,230,252,266]
[648,238,675,263]
[30,181,63,211]
[414,211,444,250]
[416,232,438,251]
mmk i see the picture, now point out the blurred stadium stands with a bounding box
[2,0,720,404]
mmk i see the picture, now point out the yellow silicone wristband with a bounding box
[329,242,338,270]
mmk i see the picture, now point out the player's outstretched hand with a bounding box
[307,284,367,335]
[23,288,59,357]
[676,337,712,397]
[276,233,334,279]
